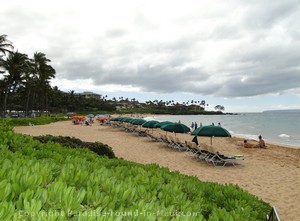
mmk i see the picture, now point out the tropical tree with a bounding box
[200,100,206,110]
[215,105,225,111]
[31,52,56,114]
[0,51,30,115]
[0,34,13,57]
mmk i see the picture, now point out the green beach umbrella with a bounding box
[110,117,121,121]
[121,117,133,123]
[142,120,159,128]
[142,120,159,133]
[161,123,190,134]
[191,125,231,145]
[154,121,174,128]
[130,119,147,125]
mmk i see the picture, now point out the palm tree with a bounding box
[1,51,30,115]
[200,100,206,110]
[0,34,13,56]
[32,52,56,114]
[0,35,14,75]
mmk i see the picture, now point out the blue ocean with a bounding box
[144,112,300,148]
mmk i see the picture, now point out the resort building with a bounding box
[76,91,102,100]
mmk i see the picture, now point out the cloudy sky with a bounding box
[1,0,300,112]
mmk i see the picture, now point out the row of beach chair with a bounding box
[151,133,244,167]
[185,141,244,166]
[109,121,244,167]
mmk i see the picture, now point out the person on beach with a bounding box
[191,122,194,129]
[243,140,255,148]
[194,122,198,130]
[192,136,199,145]
[258,135,266,148]
[243,136,266,148]
[85,121,91,126]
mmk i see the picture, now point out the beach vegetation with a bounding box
[33,135,115,159]
[0,124,271,220]
[1,116,67,126]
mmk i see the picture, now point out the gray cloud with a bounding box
[1,0,300,100]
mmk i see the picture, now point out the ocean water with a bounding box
[144,112,300,148]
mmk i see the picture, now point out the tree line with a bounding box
[0,34,115,116]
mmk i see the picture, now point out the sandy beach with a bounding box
[14,120,300,220]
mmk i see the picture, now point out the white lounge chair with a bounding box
[207,145,244,167]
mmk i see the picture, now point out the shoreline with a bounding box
[14,120,300,220]
[233,135,300,150]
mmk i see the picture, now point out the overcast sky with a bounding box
[1,0,300,112]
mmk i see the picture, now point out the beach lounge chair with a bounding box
[167,136,180,150]
[196,144,212,161]
[266,206,281,221]
[185,141,201,156]
[157,134,165,143]
[146,132,158,141]
[206,145,244,167]
[173,137,188,151]
[197,145,216,163]
[159,134,172,147]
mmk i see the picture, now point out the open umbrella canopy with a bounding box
[161,123,190,133]
[72,116,86,121]
[109,117,120,121]
[87,114,95,118]
[130,119,147,125]
[191,125,231,137]
[97,114,110,118]
[191,125,231,145]
[154,121,174,128]
[96,117,110,123]
[120,117,133,122]
[142,120,159,128]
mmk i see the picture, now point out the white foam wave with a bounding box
[232,133,258,140]
[143,116,161,121]
[279,134,290,138]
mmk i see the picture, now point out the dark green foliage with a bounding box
[33,135,115,159]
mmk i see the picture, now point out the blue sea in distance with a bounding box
[144,112,300,148]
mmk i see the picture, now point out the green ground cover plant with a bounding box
[0,124,271,220]
[3,116,67,126]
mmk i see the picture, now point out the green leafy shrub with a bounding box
[2,116,67,126]
[0,124,271,220]
[33,135,115,159]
